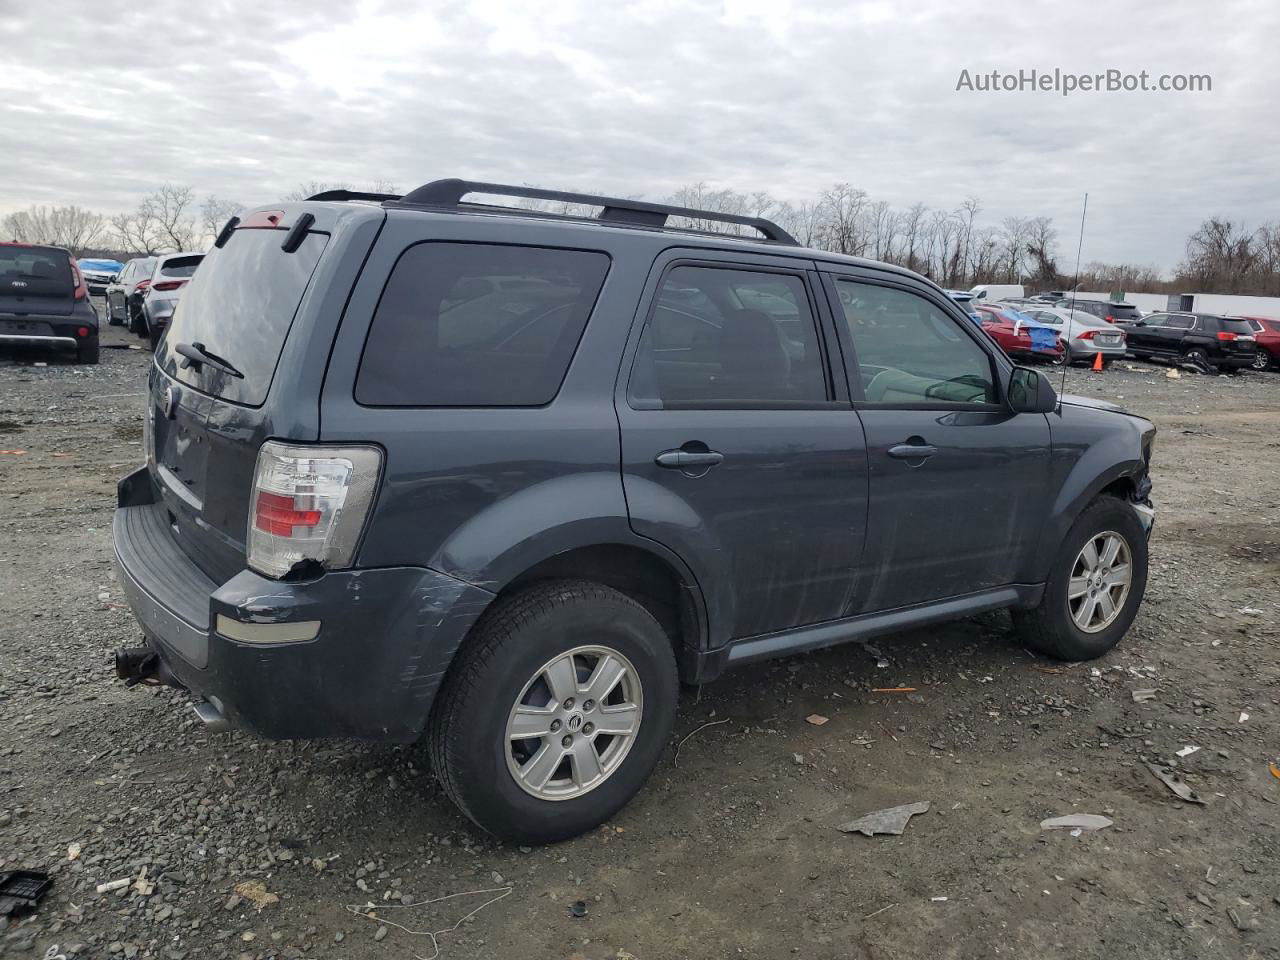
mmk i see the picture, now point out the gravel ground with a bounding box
[2,317,1279,960]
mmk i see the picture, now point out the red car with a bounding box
[975,304,1065,364]
[1240,316,1280,370]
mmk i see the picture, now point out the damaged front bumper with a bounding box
[111,467,494,741]
[1131,499,1155,537]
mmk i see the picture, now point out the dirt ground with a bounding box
[2,316,1278,960]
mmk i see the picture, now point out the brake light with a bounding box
[1078,329,1095,340]
[247,441,383,578]
[1104,315,1114,323]
[135,279,151,292]
[77,326,89,337]
[68,258,88,300]
[1217,331,1237,341]
[152,279,188,292]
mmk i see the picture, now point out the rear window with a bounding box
[159,229,328,406]
[356,243,610,407]
[0,246,72,297]
[1221,318,1255,335]
[160,255,203,278]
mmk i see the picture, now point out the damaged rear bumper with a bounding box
[111,467,494,741]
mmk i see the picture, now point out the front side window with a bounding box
[629,265,828,407]
[357,243,610,407]
[834,279,996,405]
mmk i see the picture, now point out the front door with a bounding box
[617,255,868,642]
[823,271,1052,612]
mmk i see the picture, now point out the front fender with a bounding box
[1034,404,1154,579]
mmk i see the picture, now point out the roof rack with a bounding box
[306,189,402,203]
[392,178,798,245]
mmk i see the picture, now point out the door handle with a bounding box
[887,443,937,460]
[655,449,724,469]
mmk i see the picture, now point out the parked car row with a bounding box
[106,252,204,347]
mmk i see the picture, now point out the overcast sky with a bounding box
[1,0,1276,270]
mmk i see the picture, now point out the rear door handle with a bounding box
[887,443,937,460]
[655,449,724,469]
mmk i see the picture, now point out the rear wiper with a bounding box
[175,341,244,379]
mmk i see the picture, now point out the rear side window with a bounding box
[160,255,203,278]
[357,243,609,407]
[1106,304,1140,319]
[628,265,828,408]
[159,229,328,406]
[0,246,71,296]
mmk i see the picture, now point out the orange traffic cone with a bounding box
[1092,352,1104,372]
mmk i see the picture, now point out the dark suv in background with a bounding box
[113,180,1157,844]
[0,242,99,363]
[1059,298,1144,325]
[1125,312,1259,371]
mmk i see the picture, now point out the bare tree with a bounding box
[201,196,243,246]
[143,185,197,251]
[818,183,869,256]
[285,180,353,201]
[1026,216,1061,287]
[1,205,108,254]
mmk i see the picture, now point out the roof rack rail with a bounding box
[307,189,402,203]
[394,178,798,245]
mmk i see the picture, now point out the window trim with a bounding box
[353,239,613,410]
[819,270,1008,411]
[625,259,840,412]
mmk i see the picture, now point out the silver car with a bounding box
[1012,304,1128,365]
[140,252,204,347]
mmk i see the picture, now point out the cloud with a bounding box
[1,0,1276,269]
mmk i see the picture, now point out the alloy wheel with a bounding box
[504,645,643,801]
[1067,531,1132,633]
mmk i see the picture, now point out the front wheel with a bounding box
[1013,495,1148,661]
[428,580,678,844]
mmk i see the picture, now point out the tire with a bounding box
[107,298,123,326]
[1012,495,1148,661]
[1182,346,1211,371]
[76,339,100,365]
[428,579,678,844]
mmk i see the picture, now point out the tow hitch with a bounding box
[114,646,183,689]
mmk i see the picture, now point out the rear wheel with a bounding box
[107,296,123,326]
[428,580,678,844]
[1182,346,1211,371]
[1252,349,1271,371]
[1013,495,1147,661]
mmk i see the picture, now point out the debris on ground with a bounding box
[1132,689,1157,703]
[1238,712,1249,723]
[1166,368,1182,379]
[66,843,81,861]
[0,871,52,917]
[1146,762,1206,805]
[1269,762,1280,781]
[234,880,280,910]
[871,687,917,693]
[94,878,129,894]
[570,900,589,918]
[1040,814,1113,832]
[805,714,829,726]
[838,801,930,837]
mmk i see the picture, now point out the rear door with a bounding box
[0,245,74,317]
[617,250,869,641]
[822,268,1051,611]
[1147,313,1194,356]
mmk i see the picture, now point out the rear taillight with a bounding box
[136,279,151,293]
[152,279,188,292]
[69,258,88,300]
[247,441,383,579]
[1217,331,1237,341]
[1078,329,1096,340]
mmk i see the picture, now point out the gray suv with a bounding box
[113,180,1156,843]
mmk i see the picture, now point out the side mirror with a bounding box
[1008,367,1057,413]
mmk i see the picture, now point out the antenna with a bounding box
[1059,192,1089,407]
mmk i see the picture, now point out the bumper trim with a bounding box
[0,334,78,347]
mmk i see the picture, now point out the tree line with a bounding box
[5,180,1279,297]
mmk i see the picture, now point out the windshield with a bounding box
[158,228,328,406]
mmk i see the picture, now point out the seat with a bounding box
[715,309,790,399]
